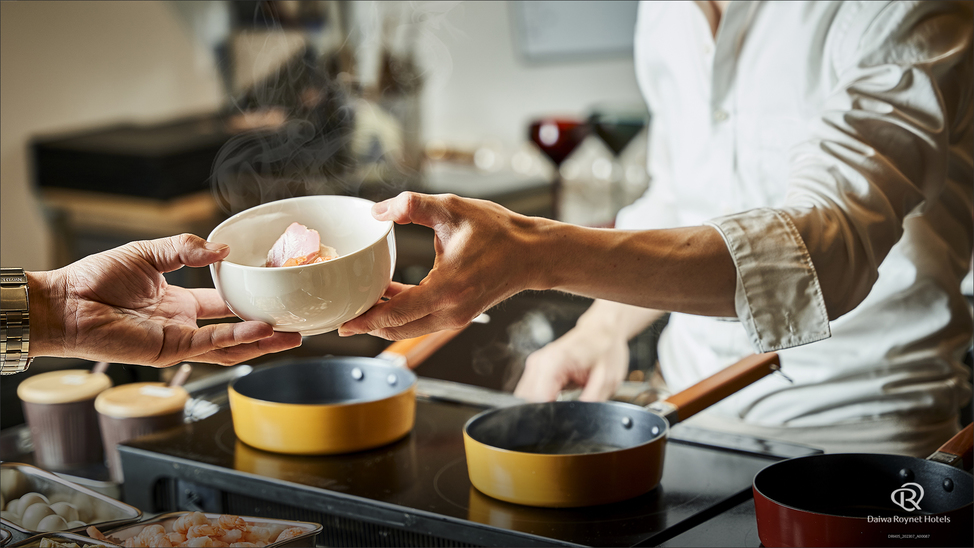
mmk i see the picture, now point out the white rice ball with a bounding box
[21,502,54,530]
[36,514,69,532]
[49,502,79,523]
[18,493,49,512]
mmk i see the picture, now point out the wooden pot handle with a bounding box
[661,352,780,423]
[376,328,467,369]
[928,423,973,470]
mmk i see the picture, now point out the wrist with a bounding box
[25,270,67,358]
[574,310,632,341]
[520,216,573,292]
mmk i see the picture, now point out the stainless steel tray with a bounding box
[9,531,118,547]
[103,511,321,548]
[0,463,140,545]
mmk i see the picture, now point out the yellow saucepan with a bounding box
[230,329,464,455]
[463,353,782,507]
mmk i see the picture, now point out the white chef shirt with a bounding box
[617,1,973,427]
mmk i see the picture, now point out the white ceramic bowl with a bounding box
[207,195,395,336]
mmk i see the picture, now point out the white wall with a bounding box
[0,1,224,270]
[417,1,642,148]
[0,1,642,270]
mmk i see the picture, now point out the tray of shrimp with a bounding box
[88,511,321,547]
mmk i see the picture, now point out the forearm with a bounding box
[575,299,665,341]
[530,221,737,317]
[25,270,67,358]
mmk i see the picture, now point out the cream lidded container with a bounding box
[16,369,112,470]
[94,383,188,482]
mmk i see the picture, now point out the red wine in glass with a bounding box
[528,117,589,220]
[529,118,590,167]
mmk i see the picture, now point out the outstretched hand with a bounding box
[33,234,302,367]
[339,192,547,340]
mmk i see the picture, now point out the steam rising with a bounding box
[210,2,465,216]
[468,305,566,392]
[211,40,355,215]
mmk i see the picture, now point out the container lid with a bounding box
[16,370,112,404]
[94,383,188,418]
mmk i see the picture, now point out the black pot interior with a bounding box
[465,401,666,455]
[231,358,416,405]
[754,453,974,516]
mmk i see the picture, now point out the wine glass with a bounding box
[529,118,590,219]
[589,109,646,157]
[588,107,649,219]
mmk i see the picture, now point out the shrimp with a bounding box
[144,534,173,547]
[86,526,124,546]
[86,526,110,542]
[216,514,248,531]
[122,537,146,548]
[267,524,286,539]
[183,537,216,548]
[166,532,187,545]
[274,527,305,542]
[173,512,210,534]
[187,524,226,539]
[137,524,167,541]
[217,528,244,544]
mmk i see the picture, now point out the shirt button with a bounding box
[713,109,729,122]
[702,44,713,55]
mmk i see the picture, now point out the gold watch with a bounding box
[1,267,33,374]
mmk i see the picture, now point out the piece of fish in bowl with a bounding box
[265,222,339,267]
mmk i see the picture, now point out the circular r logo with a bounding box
[891,482,924,512]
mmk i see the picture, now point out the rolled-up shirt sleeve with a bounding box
[706,1,973,353]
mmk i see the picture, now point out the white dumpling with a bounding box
[18,493,49,513]
[49,502,79,523]
[4,497,20,515]
[37,513,69,532]
[66,520,86,528]
[21,502,54,530]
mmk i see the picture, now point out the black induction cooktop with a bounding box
[118,392,818,547]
